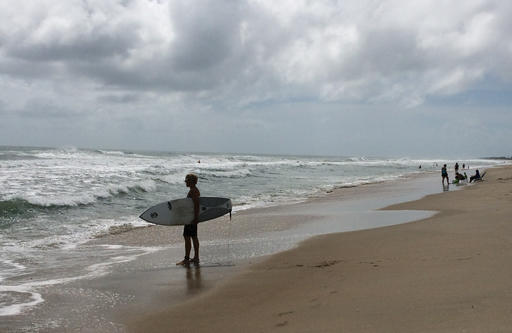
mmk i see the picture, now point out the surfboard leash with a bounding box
[227,208,234,265]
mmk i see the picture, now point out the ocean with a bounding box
[0,146,505,317]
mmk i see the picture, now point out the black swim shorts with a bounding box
[183,223,197,237]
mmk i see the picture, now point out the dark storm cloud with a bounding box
[168,1,244,71]
[1,0,511,103]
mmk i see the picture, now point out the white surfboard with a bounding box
[139,197,232,226]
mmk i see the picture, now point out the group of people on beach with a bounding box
[441,162,482,186]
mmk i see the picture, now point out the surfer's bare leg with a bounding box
[191,236,199,263]
[177,236,192,265]
[184,236,192,259]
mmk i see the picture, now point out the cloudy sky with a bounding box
[1,0,511,157]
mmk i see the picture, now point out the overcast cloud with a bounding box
[1,0,511,157]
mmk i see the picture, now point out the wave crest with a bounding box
[200,168,253,179]
[0,180,158,212]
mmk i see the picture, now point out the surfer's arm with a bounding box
[191,189,200,224]
[192,197,199,224]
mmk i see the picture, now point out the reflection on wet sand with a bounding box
[185,266,202,294]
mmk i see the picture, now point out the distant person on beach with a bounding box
[441,164,449,186]
[455,162,459,174]
[469,169,481,183]
[462,163,465,169]
[177,174,201,266]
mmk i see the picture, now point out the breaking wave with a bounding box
[0,180,157,213]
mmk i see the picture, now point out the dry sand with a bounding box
[129,166,512,333]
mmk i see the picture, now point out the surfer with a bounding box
[441,164,449,186]
[177,174,201,266]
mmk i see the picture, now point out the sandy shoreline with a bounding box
[128,165,512,332]
[3,167,507,332]
[4,170,449,333]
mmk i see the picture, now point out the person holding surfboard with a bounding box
[177,174,201,266]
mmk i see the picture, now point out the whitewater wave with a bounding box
[199,168,254,179]
[0,243,161,316]
[94,150,149,158]
[95,150,126,156]
[153,166,255,184]
[104,179,157,196]
[0,180,158,212]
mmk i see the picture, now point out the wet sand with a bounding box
[127,166,512,332]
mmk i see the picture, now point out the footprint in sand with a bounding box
[278,311,294,317]
[359,261,380,267]
[313,260,341,268]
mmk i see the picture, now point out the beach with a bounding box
[8,148,494,331]
[2,160,510,332]
[127,165,512,333]
[1,168,440,332]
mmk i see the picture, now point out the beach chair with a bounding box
[474,171,486,182]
